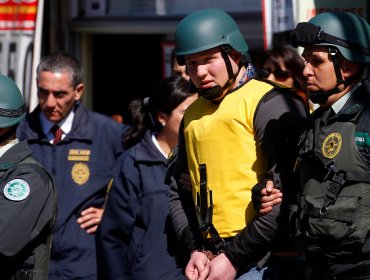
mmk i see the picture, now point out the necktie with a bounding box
[51,125,63,145]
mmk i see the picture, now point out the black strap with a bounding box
[319,161,370,214]
[328,47,345,86]
[321,161,346,214]
[197,164,226,253]
[199,164,209,234]
[220,45,234,81]
[208,224,226,253]
[318,30,370,56]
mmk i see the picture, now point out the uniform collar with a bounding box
[17,102,93,142]
[332,81,362,114]
[40,109,75,139]
[0,141,32,170]
[151,133,167,159]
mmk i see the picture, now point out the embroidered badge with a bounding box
[3,179,30,201]
[71,162,90,185]
[68,149,91,162]
[322,133,342,159]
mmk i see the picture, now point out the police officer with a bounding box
[257,12,370,279]
[290,12,370,279]
[167,9,308,280]
[16,52,127,280]
[0,74,56,279]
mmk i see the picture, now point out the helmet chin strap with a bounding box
[309,87,340,104]
[198,80,234,102]
[309,47,354,104]
[198,45,239,102]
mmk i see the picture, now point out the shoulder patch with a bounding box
[3,179,30,201]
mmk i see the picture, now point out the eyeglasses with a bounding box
[258,68,291,80]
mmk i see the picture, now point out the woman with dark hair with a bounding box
[96,76,197,280]
[259,45,305,89]
[258,45,312,111]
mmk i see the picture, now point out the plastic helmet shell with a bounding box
[175,9,249,65]
[309,12,370,63]
[0,75,26,128]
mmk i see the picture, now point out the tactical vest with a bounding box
[295,101,370,247]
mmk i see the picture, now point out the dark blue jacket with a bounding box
[17,102,127,280]
[96,131,184,280]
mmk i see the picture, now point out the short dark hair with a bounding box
[37,52,83,88]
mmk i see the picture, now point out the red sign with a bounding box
[0,0,38,31]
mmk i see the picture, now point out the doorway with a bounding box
[91,34,164,123]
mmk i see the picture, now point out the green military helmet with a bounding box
[291,12,370,63]
[0,74,26,128]
[175,9,249,65]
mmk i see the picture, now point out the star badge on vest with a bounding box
[322,132,342,159]
[3,179,30,201]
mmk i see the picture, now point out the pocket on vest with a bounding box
[299,194,361,242]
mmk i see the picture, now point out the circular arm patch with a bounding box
[3,179,30,201]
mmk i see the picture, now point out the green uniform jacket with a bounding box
[0,141,56,280]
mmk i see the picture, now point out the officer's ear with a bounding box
[341,60,359,78]
[74,83,84,101]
